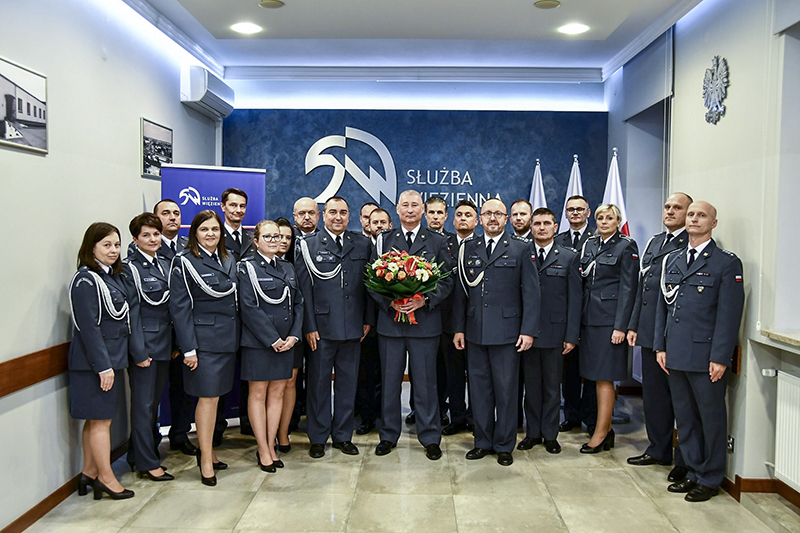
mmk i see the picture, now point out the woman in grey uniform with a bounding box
[238,220,303,471]
[69,222,145,500]
[122,213,174,482]
[579,204,638,453]
[169,210,239,486]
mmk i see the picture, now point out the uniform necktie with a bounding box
[154,257,164,276]
[687,248,696,268]
[406,231,414,251]
[486,238,495,257]
[572,231,580,250]
[170,241,177,254]
[211,252,220,266]
[538,247,546,263]
[233,230,241,246]
[662,233,674,249]
[335,235,343,251]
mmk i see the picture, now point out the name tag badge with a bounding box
[143,277,158,282]
[257,277,274,282]
[201,273,214,277]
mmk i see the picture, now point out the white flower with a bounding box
[387,262,400,272]
[372,258,384,268]
[416,270,430,282]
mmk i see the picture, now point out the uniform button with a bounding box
[677,305,681,309]
[679,293,684,297]
[642,301,647,306]
[231,317,235,321]
[644,287,649,291]
[344,282,349,286]
[282,305,287,309]
[284,317,288,321]
[675,318,680,323]
[345,296,350,299]
[484,303,488,307]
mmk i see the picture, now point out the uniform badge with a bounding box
[316,255,323,262]
[469,268,475,277]
[467,260,473,266]
[735,275,743,283]
[474,259,481,267]
[697,286,704,293]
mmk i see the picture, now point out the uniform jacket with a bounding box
[224,226,255,262]
[452,233,541,345]
[654,239,744,372]
[441,230,459,334]
[238,254,304,349]
[371,226,455,338]
[122,251,173,361]
[628,230,689,349]
[555,226,595,250]
[68,266,146,372]
[536,243,582,348]
[168,250,239,354]
[159,236,188,262]
[295,229,373,341]
[580,232,639,330]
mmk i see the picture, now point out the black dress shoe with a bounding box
[138,470,174,482]
[517,437,543,451]
[309,443,326,458]
[405,411,416,425]
[667,466,689,483]
[440,413,450,426]
[442,422,470,436]
[544,440,561,454]
[93,479,135,500]
[77,473,94,496]
[559,420,579,432]
[667,478,697,493]
[627,453,671,466]
[465,447,493,460]
[170,440,199,456]
[356,420,376,435]
[276,443,292,454]
[375,440,396,456]
[685,484,719,502]
[425,444,442,461]
[496,452,513,466]
[332,441,360,455]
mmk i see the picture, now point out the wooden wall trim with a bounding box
[775,479,800,509]
[0,343,70,399]
[722,476,741,501]
[729,475,800,509]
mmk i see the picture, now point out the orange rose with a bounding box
[385,272,394,281]
[397,271,407,280]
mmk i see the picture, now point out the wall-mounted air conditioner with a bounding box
[180,66,234,120]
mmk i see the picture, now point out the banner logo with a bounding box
[305,127,397,205]
[179,186,201,206]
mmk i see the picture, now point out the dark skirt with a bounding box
[579,325,629,382]
[242,346,294,382]
[183,351,235,397]
[69,369,125,420]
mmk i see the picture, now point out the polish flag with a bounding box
[602,147,630,236]
[559,154,584,231]
[529,159,547,210]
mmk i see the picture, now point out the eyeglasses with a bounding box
[480,211,507,219]
[566,207,586,213]
[260,234,283,242]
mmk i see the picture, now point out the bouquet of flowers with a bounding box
[365,249,450,324]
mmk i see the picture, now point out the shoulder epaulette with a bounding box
[719,248,736,257]
[430,229,445,236]
[463,234,478,243]
[510,234,529,242]
[620,234,634,241]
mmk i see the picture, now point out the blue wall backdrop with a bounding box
[223,110,608,233]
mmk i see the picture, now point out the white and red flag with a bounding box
[559,154,584,231]
[602,147,630,236]
[529,159,547,210]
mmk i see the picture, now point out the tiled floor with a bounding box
[28,393,796,533]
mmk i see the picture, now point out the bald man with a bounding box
[370,190,454,460]
[654,201,744,502]
[293,197,320,238]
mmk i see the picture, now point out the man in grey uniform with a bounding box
[654,201,744,502]
[453,199,541,466]
[627,193,692,482]
[295,197,373,458]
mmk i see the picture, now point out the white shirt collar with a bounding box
[257,250,276,264]
[667,227,686,238]
[325,227,345,242]
[161,234,179,247]
[96,261,112,274]
[225,222,241,237]
[537,241,554,258]
[199,246,216,258]
[572,224,588,237]
[401,224,421,241]
[457,232,474,244]
[138,248,158,264]
[485,231,504,249]
[688,238,712,260]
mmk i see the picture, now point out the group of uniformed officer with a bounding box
[68,185,743,502]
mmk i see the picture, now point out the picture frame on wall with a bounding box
[141,117,173,179]
[0,56,48,154]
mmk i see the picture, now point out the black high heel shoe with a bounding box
[196,453,228,471]
[137,470,174,482]
[92,479,134,500]
[257,451,276,473]
[580,428,615,454]
[196,452,217,486]
[276,443,291,454]
[77,473,94,496]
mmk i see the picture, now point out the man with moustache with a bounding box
[654,201,744,502]
[555,195,597,434]
[442,199,479,436]
[518,208,580,454]
[453,199,540,466]
[294,197,321,238]
[371,190,454,460]
[153,199,197,456]
[626,193,692,482]
[295,197,373,457]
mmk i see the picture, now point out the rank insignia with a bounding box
[697,286,704,293]
[316,255,323,262]
[469,268,475,277]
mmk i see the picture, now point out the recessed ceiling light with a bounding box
[259,0,285,7]
[231,22,263,34]
[534,1,561,9]
[558,23,589,35]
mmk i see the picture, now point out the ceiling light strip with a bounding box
[121,0,224,77]
[224,66,603,83]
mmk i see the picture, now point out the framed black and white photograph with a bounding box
[141,118,173,179]
[0,56,48,154]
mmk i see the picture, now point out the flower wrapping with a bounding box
[365,249,450,323]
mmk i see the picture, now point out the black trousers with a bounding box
[128,360,170,471]
[641,347,684,465]
[562,345,597,427]
[444,333,470,425]
[408,335,448,417]
[467,342,519,453]
[306,338,360,444]
[355,333,381,423]
[523,347,563,441]
[167,354,195,444]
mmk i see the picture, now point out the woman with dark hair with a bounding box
[169,210,239,486]
[238,220,303,471]
[69,222,145,500]
[578,204,639,454]
[274,216,301,452]
[122,213,174,482]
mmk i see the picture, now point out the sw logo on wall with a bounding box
[179,186,201,206]
[305,127,397,205]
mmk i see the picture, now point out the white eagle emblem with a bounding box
[702,56,729,125]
